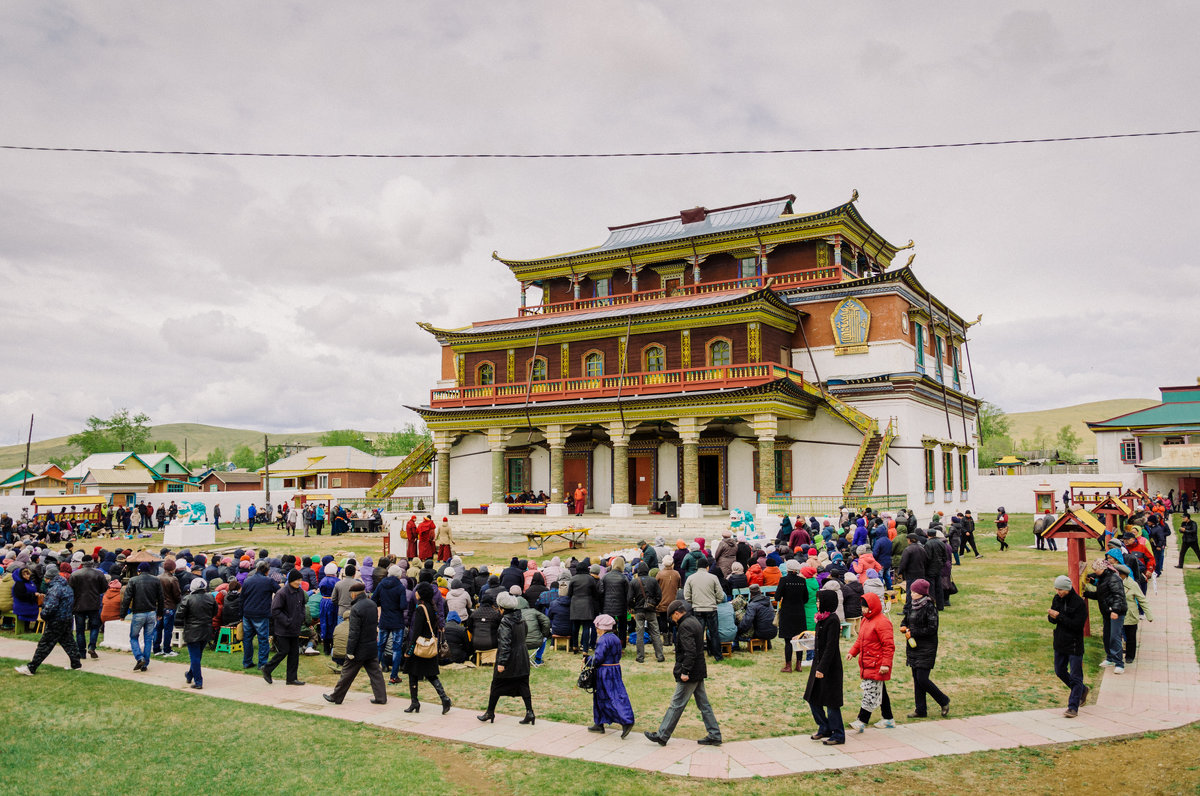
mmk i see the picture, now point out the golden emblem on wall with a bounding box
[831,297,870,355]
[681,329,691,368]
[506,349,515,383]
[560,343,570,378]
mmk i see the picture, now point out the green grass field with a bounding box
[3,512,1196,793]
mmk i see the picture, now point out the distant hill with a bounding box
[0,423,390,468]
[1007,399,1158,455]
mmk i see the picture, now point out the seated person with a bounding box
[465,593,501,650]
[736,583,778,644]
[442,611,472,664]
[535,491,549,503]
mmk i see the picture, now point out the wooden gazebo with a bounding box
[1042,508,1106,635]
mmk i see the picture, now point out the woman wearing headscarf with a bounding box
[776,559,810,673]
[176,577,216,689]
[318,562,340,655]
[995,507,1010,552]
[776,514,793,545]
[900,578,950,718]
[436,517,454,562]
[523,560,540,590]
[587,613,635,737]
[360,556,374,593]
[523,571,548,610]
[847,592,896,730]
[12,567,40,631]
[478,592,534,725]
[403,581,452,714]
[804,589,845,745]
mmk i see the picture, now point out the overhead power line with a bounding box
[0,129,1196,160]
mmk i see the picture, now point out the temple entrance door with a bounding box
[564,457,589,509]
[697,454,721,506]
[630,456,653,506]
[664,278,681,296]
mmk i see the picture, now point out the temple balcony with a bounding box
[429,363,806,409]
[518,265,840,317]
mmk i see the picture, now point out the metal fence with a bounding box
[980,464,1099,476]
[339,497,429,513]
[763,494,909,516]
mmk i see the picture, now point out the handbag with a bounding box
[947,580,959,595]
[412,605,438,659]
[577,656,597,692]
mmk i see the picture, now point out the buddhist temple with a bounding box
[410,192,980,521]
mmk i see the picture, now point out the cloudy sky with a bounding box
[2,2,1197,444]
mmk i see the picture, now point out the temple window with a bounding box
[583,351,604,378]
[594,277,611,298]
[739,257,758,280]
[708,338,732,367]
[914,324,926,372]
[477,362,495,386]
[528,356,548,381]
[644,345,666,372]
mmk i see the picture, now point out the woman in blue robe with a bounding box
[587,613,635,738]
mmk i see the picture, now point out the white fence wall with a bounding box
[970,472,1138,514]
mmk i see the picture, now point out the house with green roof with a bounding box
[1087,384,1200,497]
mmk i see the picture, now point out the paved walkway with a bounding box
[5,550,1199,779]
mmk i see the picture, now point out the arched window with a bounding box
[644,345,666,372]
[583,351,604,378]
[477,362,495,386]
[528,357,548,381]
[708,338,732,367]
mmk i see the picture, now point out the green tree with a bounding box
[374,424,430,457]
[1056,424,1082,462]
[231,444,264,471]
[67,409,152,455]
[976,401,1011,444]
[1019,426,1053,456]
[320,429,375,454]
[145,439,180,456]
[204,447,229,468]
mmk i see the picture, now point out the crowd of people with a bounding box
[0,498,1183,747]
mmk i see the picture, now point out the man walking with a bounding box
[1176,513,1199,569]
[120,561,164,671]
[240,561,278,670]
[682,563,725,661]
[323,582,388,705]
[262,569,307,686]
[213,504,221,531]
[1047,575,1088,717]
[630,562,664,663]
[15,566,81,676]
[69,555,108,659]
[643,600,722,747]
[153,558,182,658]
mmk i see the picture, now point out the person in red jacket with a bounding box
[846,592,896,730]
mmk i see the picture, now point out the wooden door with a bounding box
[630,456,653,506]
[564,457,589,508]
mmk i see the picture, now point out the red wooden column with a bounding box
[1043,509,1105,637]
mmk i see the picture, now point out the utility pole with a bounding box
[19,414,32,496]
[264,434,271,508]
[184,438,188,470]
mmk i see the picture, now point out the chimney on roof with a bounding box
[680,206,708,225]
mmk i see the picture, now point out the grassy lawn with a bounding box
[1,661,1197,795]
[34,512,1108,742]
[1185,568,1200,663]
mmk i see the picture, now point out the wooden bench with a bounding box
[474,648,497,667]
[720,642,733,657]
[746,637,770,652]
[551,635,571,651]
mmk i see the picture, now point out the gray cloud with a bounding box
[1,1,1197,438]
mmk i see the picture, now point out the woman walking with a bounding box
[995,507,1010,552]
[776,559,810,673]
[478,593,535,724]
[587,614,635,737]
[403,582,452,714]
[901,579,950,718]
[804,590,845,745]
[847,592,896,730]
[176,578,216,689]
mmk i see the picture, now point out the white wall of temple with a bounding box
[792,340,956,384]
[728,438,755,510]
[530,446,548,494]
[1094,429,1140,474]
[658,443,679,498]
[593,445,612,511]
[449,433,491,508]
[786,411,861,497]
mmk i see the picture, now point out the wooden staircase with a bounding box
[842,419,896,501]
[365,438,434,501]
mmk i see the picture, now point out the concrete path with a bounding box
[5,548,1199,779]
